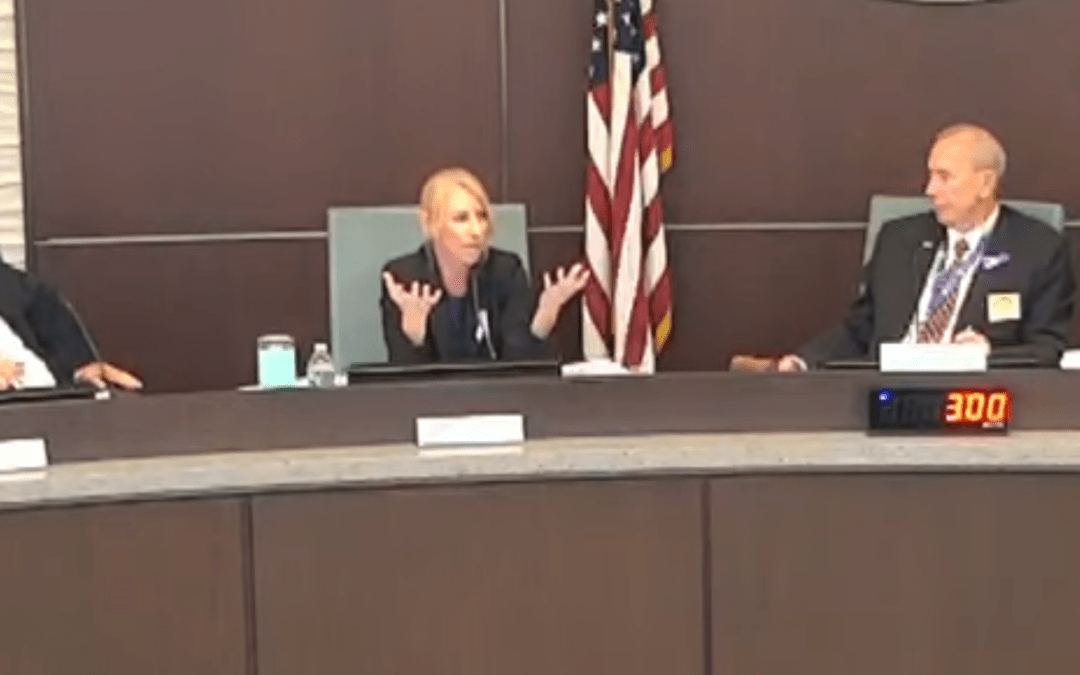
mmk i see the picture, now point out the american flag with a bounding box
[583,0,674,373]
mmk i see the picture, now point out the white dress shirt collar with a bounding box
[0,315,56,388]
[944,204,999,264]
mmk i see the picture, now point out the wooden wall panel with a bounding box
[504,0,592,226]
[528,230,587,362]
[710,474,1080,674]
[524,227,866,371]
[660,227,863,369]
[508,0,1080,224]
[21,0,503,239]
[253,480,704,675]
[0,499,248,675]
[34,240,329,392]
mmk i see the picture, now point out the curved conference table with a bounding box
[1,371,1079,675]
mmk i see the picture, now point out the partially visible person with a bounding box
[779,123,1075,371]
[380,167,589,363]
[0,260,142,390]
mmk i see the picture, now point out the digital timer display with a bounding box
[869,388,1011,432]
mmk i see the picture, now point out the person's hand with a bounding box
[952,326,990,349]
[383,272,443,346]
[74,362,143,390]
[0,358,25,390]
[531,263,590,339]
[776,354,807,372]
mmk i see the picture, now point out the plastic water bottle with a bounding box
[305,342,337,389]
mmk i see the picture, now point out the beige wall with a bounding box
[0,0,22,268]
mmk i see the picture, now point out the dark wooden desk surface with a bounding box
[1,369,1078,462]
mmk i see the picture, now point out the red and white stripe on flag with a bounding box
[583,0,674,374]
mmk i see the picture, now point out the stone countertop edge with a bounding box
[0,431,1078,510]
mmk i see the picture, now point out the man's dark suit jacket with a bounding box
[0,260,94,384]
[798,205,1076,367]
[380,245,550,364]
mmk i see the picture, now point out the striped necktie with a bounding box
[916,238,970,344]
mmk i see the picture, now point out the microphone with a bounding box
[59,295,112,399]
[470,269,497,360]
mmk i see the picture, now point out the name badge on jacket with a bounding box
[988,292,1021,323]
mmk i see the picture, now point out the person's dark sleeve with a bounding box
[379,268,435,364]
[797,260,877,368]
[991,236,1075,366]
[23,279,95,384]
[797,285,874,367]
[497,258,553,361]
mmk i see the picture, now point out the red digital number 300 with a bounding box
[943,391,1010,425]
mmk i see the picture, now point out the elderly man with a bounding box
[0,259,141,390]
[780,123,1075,370]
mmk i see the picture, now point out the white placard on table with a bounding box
[416,414,525,450]
[0,438,48,476]
[1061,349,1080,370]
[560,359,635,378]
[879,342,987,373]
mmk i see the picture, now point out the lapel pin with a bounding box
[981,252,1010,271]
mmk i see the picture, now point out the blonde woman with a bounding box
[381,167,588,363]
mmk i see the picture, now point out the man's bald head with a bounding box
[925,123,1006,231]
[933,123,1007,178]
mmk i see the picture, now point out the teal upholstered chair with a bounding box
[864,195,1065,263]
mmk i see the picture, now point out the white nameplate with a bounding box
[416,414,525,448]
[879,342,987,373]
[1061,349,1080,370]
[0,438,48,474]
[560,359,635,378]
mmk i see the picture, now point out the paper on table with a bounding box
[1061,349,1080,370]
[879,342,987,373]
[416,414,525,449]
[0,437,48,476]
[560,359,635,378]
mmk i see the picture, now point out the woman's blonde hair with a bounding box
[418,167,493,237]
